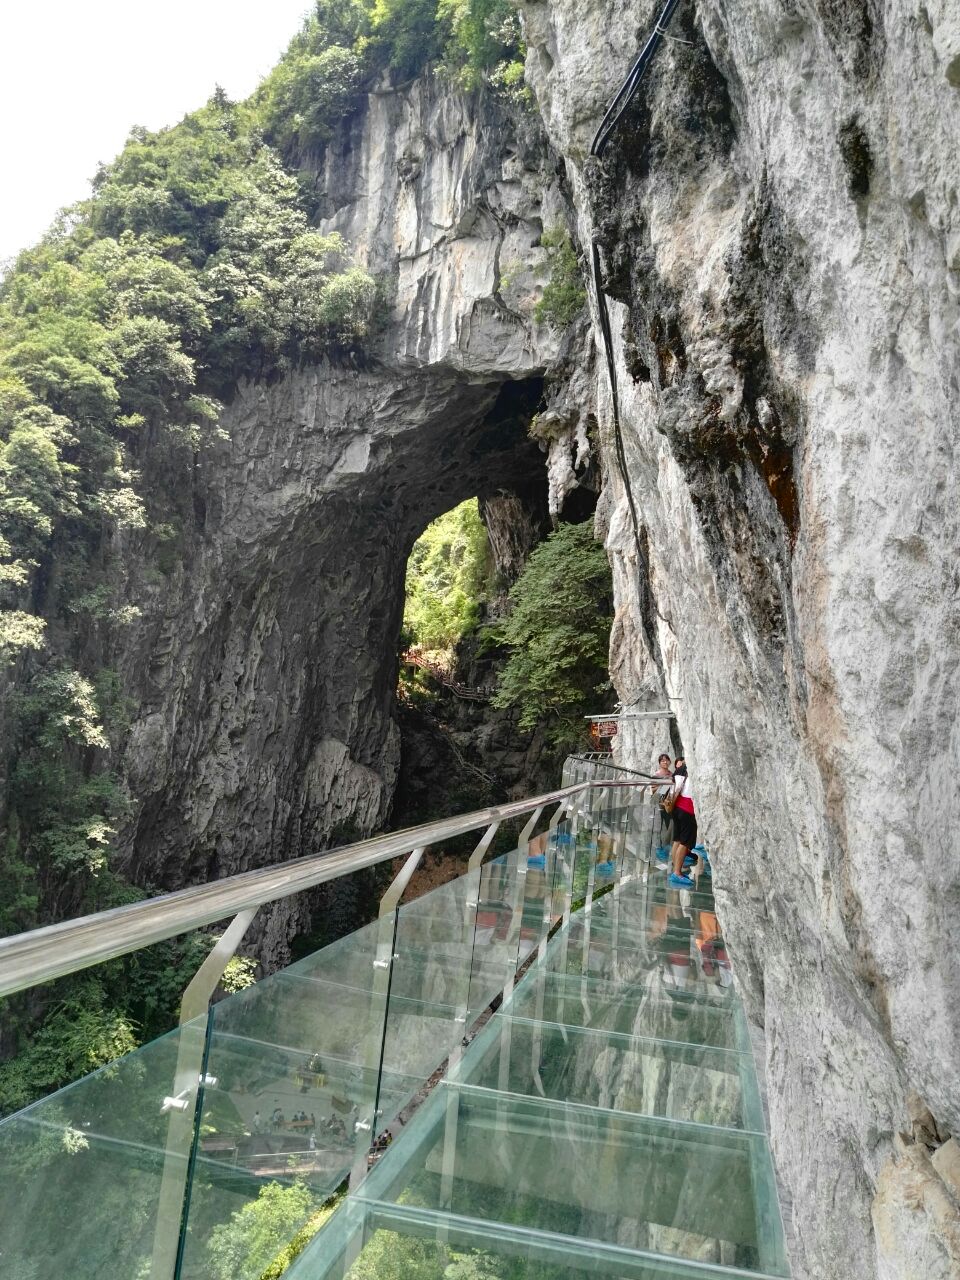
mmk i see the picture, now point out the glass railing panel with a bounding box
[515,816,577,979]
[570,805,597,910]
[374,872,476,1137]
[545,816,577,927]
[460,1014,762,1131]
[582,778,625,893]
[519,833,556,947]
[616,790,658,879]
[175,917,390,1278]
[366,1085,789,1276]
[0,1023,188,1280]
[504,966,748,1050]
[592,808,620,894]
[468,845,525,1010]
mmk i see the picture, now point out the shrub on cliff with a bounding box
[258,43,366,154]
[492,521,613,745]
[257,0,527,149]
[535,228,586,330]
[439,0,525,88]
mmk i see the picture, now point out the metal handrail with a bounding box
[0,778,658,1001]
[566,754,659,780]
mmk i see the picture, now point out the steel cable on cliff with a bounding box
[591,0,683,162]
[587,0,682,666]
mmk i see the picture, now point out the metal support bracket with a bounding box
[468,821,500,872]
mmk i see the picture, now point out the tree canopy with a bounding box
[491,521,613,745]
[403,498,492,652]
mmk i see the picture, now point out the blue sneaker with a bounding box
[668,872,694,889]
[655,847,670,862]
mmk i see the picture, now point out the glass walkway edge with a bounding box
[0,756,791,1279]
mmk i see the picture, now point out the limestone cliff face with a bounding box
[100,5,959,1273]
[115,78,563,959]
[516,0,960,1275]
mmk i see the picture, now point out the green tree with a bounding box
[207,1182,316,1280]
[403,498,491,651]
[492,521,612,744]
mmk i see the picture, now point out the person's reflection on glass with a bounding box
[697,907,733,997]
[658,890,694,1002]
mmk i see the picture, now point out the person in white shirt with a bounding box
[668,758,697,888]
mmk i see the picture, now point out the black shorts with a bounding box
[672,807,697,849]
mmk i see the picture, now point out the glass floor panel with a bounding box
[459,1014,764,1131]
[359,1085,789,1276]
[553,910,732,989]
[275,796,788,1280]
[505,965,749,1051]
[288,1197,788,1280]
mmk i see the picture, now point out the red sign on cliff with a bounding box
[590,720,618,745]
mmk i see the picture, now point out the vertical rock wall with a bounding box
[34,7,959,1270]
[519,0,960,1275]
[113,79,565,961]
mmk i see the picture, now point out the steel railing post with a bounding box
[151,906,258,1280]
[350,847,425,1190]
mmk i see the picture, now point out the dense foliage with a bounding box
[534,229,587,330]
[492,521,613,745]
[0,0,545,1114]
[403,499,492,652]
[347,1227,581,1279]
[207,1182,318,1280]
[256,0,525,155]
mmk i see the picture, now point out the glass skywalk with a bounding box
[282,764,790,1280]
[0,758,790,1280]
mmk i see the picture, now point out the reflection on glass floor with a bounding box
[287,858,790,1280]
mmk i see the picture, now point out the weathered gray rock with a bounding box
[66,4,957,1273]
[114,78,563,962]
[517,0,960,1274]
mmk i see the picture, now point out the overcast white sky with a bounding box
[0,0,314,264]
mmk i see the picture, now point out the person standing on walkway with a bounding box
[668,757,697,888]
[654,752,674,852]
